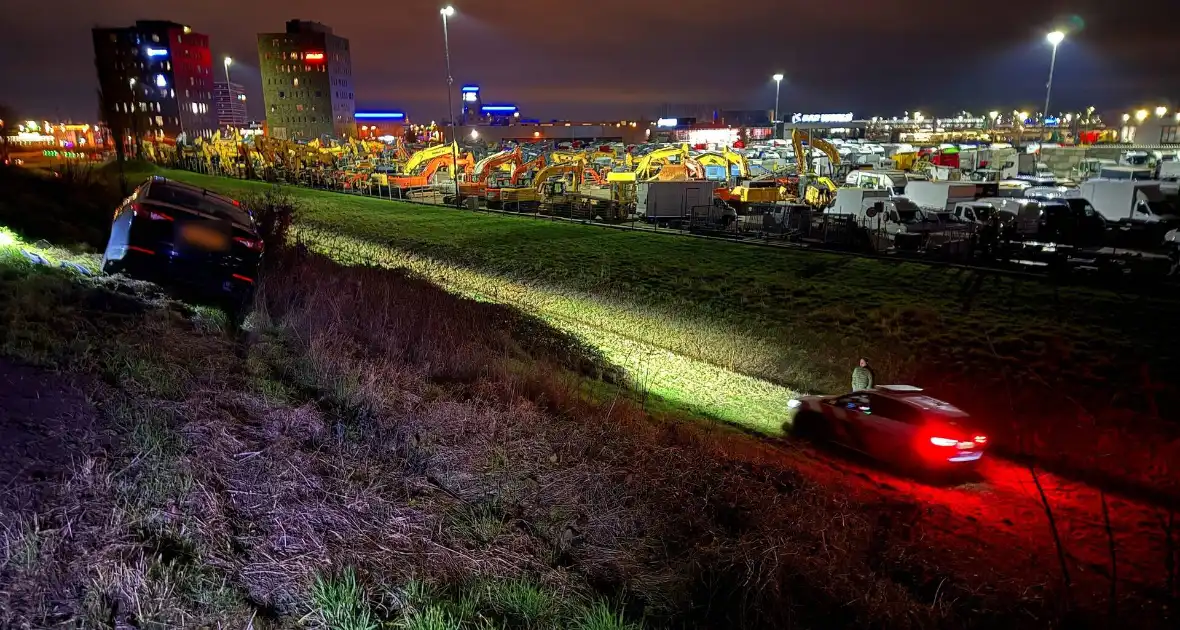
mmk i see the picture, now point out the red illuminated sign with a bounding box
[306,52,325,61]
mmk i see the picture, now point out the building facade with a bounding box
[214,81,249,128]
[92,20,217,145]
[256,20,356,140]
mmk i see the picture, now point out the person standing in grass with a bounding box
[852,358,874,391]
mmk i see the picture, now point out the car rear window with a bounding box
[147,183,251,226]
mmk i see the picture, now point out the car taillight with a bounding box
[233,236,264,252]
[928,437,959,447]
[131,204,173,221]
[973,435,987,445]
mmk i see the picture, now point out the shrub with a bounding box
[243,188,300,265]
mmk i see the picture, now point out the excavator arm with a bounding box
[419,151,475,180]
[533,159,586,193]
[511,155,546,185]
[472,147,522,184]
[633,145,690,180]
[403,142,459,175]
[791,129,807,176]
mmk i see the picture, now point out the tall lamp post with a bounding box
[772,73,784,138]
[439,5,460,202]
[223,56,233,85]
[1043,30,1065,127]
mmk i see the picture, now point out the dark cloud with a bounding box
[1,0,1177,121]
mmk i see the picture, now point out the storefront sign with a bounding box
[791,112,854,124]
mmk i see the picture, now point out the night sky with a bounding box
[2,0,1177,122]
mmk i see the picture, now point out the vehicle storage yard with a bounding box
[158,130,1180,283]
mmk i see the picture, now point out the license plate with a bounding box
[180,224,229,251]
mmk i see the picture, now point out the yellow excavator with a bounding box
[792,129,840,208]
[496,159,587,212]
[694,148,750,180]
[402,142,461,178]
[616,144,690,182]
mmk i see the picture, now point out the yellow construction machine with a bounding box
[458,147,523,200]
[402,142,461,177]
[791,129,841,208]
[494,159,588,212]
[694,148,750,180]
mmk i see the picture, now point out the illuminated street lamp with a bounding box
[439,6,459,197]
[223,57,233,85]
[771,73,784,126]
[1135,109,1149,123]
[1043,30,1065,127]
[1155,106,1168,118]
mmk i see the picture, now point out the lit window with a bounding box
[293,78,299,87]
[151,34,159,43]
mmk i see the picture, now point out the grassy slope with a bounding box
[2,233,1042,629]
[148,170,1180,490]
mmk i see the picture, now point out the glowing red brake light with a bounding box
[233,236,264,252]
[973,435,987,445]
[131,203,173,221]
[929,437,958,447]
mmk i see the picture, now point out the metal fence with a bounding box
[156,157,1175,284]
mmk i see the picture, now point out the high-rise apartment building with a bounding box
[214,81,249,128]
[256,20,356,140]
[92,20,217,144]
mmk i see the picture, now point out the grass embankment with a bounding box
[151,168,1180,498]
[0,223,1062,629]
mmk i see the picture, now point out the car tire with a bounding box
[102,256,124,276]
[222,290,254,330]
[791,410,830,441]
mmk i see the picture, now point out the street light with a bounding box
[771,73,784,127]
[439,6,459,196]
[223,57,233,84]
[1122,113,1131,123]
[1135,109,1149,123]
[1043,30,1065,125]
[1155,106,1168,118]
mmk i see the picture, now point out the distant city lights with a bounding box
[145,47,168,57]
[305,52,325,61]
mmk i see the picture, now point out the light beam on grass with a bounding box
[295,226,799,435]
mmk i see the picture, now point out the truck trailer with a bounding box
[1078,179,1177,225]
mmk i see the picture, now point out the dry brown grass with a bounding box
[3,245,1154,628]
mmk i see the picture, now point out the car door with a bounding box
[860,395,920,464]
[822,394,870,449]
